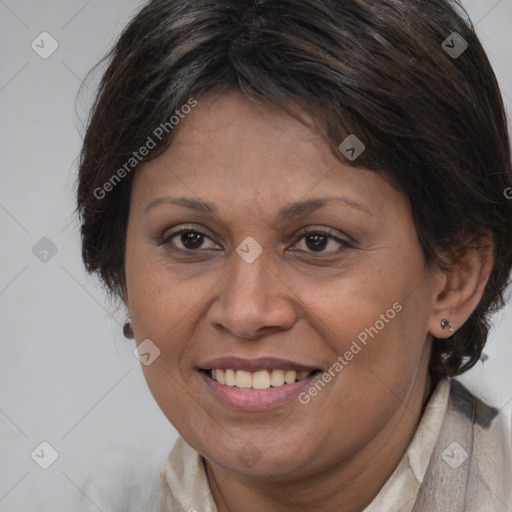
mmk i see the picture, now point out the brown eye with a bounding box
[292,229,352,254]
[305,234,329,251]
[161,228,220,251]
[180,231,205,249]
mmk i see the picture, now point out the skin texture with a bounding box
[124,89,492,511]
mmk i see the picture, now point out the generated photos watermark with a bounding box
[93,97,198,200]
[298,302,403,405]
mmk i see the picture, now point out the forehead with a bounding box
[130,89,402,219]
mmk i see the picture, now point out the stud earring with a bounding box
[123,316,134,339]
[440,318,454,335]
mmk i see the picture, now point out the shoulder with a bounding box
[413,378,512,510]
[450,378,512,506]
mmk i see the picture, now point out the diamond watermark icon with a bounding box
[236,236,263,263]
[31,441,59,469]
[237,442,262,468]
[134,338,161,366]
[442,32,468,59]
[338,134,365,161]
[32,237,58,263]
[441,441,468,469]
[31,32,59,59]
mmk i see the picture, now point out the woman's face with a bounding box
[125,89,442,478]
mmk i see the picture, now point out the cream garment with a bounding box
[364,378,449,512]
[158,379,450,512]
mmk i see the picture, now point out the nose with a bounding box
[206,249,297,340]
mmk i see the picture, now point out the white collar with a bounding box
[363,378,450,512]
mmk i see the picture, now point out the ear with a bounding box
[427,231,493,338]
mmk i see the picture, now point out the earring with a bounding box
[123,317,134,339]
[440,318,454,335]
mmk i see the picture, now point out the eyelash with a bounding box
[159,226,353,254]
[159,227,215,249]
[292,228,353,253]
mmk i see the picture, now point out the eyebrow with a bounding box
[142,195,373,219]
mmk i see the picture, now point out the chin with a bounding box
[196,434,317,478]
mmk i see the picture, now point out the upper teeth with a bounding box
[210,369,313,389]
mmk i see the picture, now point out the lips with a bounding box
[198,364,323,411]
[198,356,322,392]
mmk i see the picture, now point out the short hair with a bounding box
[76,0,512,378]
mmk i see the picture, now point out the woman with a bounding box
[76,0,512,510]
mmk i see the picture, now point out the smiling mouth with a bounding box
[202,368,322,390]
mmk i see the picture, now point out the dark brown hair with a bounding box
[76,0,512,378]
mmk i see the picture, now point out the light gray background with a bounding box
[0,1,511,510]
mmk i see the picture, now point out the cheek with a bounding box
[127,275,201,380]
[124,247,192,373]
[297,290,429,458]
[125,241,213,333]
[125,258,208,431]
[288,252,430,394]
